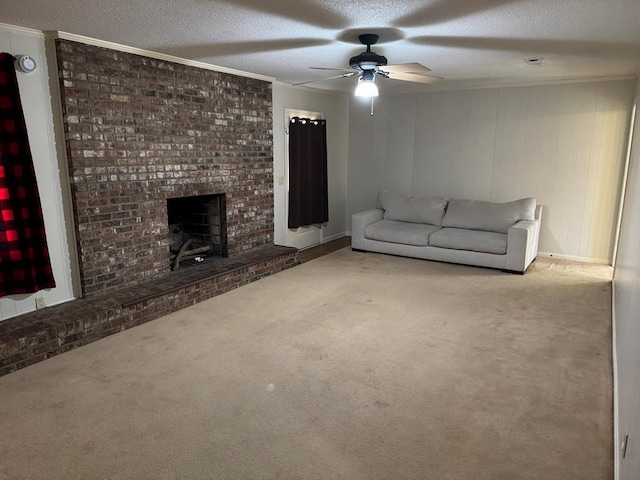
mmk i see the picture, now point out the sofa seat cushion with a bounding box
[378,189,448,226]
[428,228,507,254]
[365,220,442,246]
[442,197,536,234]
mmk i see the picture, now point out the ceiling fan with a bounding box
[295,33,442,96]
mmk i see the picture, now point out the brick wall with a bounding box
[56,40,274,296]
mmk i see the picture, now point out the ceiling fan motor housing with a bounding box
[349,51,388,71]
[350,33,387,71]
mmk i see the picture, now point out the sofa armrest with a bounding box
[505,205,542,272]
[351,209,384,250]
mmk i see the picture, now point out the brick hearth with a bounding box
[0,245,298,377]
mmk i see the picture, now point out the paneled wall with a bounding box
[613,79,640,480]
[272,84,349,245]
[0,25,75,320]
[348,79,636,263]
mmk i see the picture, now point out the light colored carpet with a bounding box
[0,249,613,480]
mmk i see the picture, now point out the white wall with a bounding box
[347,95,416,220]
[272,83,349,245]
[0,24,75,320]
[348,79,636,263]
[613,78,640,480]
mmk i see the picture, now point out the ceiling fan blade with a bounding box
[309,67,354,72]
[381,63,431,74]
[387,72,443,84]
[293,72,358,86]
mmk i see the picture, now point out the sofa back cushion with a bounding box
[377,189,448,226]
[442,197,536,234]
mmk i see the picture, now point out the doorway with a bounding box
[284,108,325,250]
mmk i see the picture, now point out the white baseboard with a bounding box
[322,232,349,243]
[537,252,611,265]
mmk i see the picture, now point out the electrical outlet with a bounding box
[35,297,46,310]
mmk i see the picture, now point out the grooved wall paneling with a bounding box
[0,26,75,320]
[349,80,636,263]
[271,84,349,247]
[613,79,640,480]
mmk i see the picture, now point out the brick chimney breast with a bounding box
[56,40,274,297]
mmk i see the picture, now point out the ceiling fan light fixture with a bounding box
[355,71,378,97]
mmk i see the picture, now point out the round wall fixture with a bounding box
[15,55,37,74]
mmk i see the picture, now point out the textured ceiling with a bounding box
[2,0,640,94]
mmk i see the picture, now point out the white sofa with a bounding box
[351,190,542,273]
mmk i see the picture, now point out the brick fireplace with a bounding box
[0,40,300,377]
[56,39,276,297]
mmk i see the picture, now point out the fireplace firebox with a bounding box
[167,194,227,270]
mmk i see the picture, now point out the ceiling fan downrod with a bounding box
[359,33,379,52]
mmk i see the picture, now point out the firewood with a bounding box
[172,238,193,271]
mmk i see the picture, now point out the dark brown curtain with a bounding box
[288,117,328,229]
[0,53,55,296]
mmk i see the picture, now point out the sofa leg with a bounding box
[502,269,525,275]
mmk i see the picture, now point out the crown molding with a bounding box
[50,31,275,83]
[0,23,45,37]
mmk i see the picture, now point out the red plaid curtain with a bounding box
[0,53,55,296]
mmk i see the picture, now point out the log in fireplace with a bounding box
[167,194,227,270]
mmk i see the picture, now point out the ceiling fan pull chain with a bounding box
[370,97,375,116]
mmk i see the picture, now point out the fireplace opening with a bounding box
[167,194,227,270]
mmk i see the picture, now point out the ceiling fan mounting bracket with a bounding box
[358,34,379,51]
[350,33,387,71]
